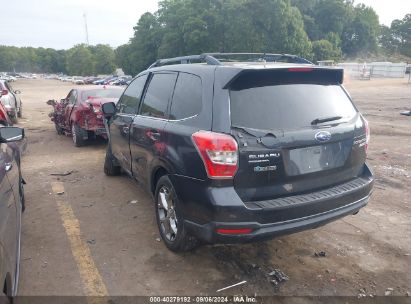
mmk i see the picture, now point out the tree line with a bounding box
[0,44,116,76]
[117,0,408,76]
[1,0,410,76]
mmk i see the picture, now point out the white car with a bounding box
[73,77,85,85]
[0,80,23,122]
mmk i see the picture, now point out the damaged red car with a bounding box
[47,86,123,146]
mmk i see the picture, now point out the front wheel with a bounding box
[104,145,121,176]
[155,175,198,252]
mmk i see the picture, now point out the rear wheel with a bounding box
[155,176,198,252]
[104,145,121,176]
[72,123,87,147]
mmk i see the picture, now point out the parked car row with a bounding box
[1,72,37,80]
[0,74,17,82]
[57,75,132,86]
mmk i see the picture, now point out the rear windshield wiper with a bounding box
[311,116,343,125]
[231,125,284,137]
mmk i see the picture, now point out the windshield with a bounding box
[81,89,122,101]
[230,84,357,131]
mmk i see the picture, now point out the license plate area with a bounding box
[285,143,347,176]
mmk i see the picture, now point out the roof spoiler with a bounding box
[224,67,344,89]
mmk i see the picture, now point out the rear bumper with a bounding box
[83,116,107,136]
[171,164,374,244]
[184,194,370,243]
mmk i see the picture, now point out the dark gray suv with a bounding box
[102,53,374,252]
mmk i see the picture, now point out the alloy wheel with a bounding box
[157,186,178,242]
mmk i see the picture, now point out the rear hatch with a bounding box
[228,68,368,202]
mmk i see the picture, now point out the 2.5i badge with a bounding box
[254,165,277,172]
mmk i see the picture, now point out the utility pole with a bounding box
[83,12,89,46]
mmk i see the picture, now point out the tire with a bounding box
[154,175,198,252]
[104,145,121,176]
[72,123,87,147]
[17,107,22,118]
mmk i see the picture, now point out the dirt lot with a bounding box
[11,78,411,297]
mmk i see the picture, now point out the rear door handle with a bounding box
[5,163,12,172]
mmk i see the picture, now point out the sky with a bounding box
[0,0,410,50]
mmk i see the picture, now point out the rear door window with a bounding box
[230,74,356,131]
[117,74,148,114]
[140,73,177,119]
[170,73,202,120]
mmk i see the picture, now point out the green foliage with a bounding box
[291,0,380,59]
[312,39,342,62]
[117,0,313,75]
[90,44,117,75]
[66,45,94,76]
[341,4,380,56]
[0,43,116,75]
[383,14,411,58]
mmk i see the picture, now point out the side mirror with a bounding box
[47,99,56,106]
[0,127,24,143]
[14,90,21,94]
[102,102,116,118]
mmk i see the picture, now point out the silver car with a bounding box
[0,80,23,123]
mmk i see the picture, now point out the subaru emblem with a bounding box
[315,131,332,142]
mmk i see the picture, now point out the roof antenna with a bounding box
[83,12,90,45]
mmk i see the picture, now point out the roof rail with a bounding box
[148,54,221,69]
[204,53,313,64]
[148,53,312,68]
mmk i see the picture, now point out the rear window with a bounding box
[230,75,356,131]
[81,89,122,101]
[170,73,202,120]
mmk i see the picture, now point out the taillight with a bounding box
[363,116,370,154]
[1,90,8,96]
[192,131,238,179]
[288,68,313,72]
